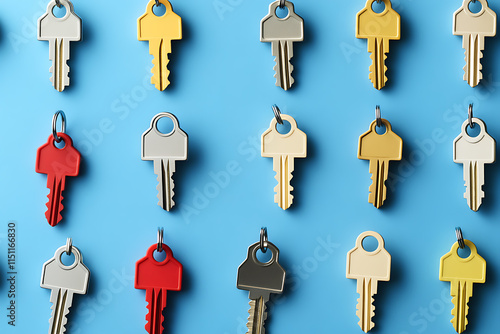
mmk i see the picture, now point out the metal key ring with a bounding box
[157,227,164,253]
[468,104,474,129]
[260,227,268,253]
[279,0,286,8]
[272,105,284,125]
[155,0,160,6]
[455,227,465,249]
[52,110,67,143]
[375,105,382,128]
[65,237,73,255]
[55,0,62,7]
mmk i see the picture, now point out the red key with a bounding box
[135,244,182,334]
[36,133,81,227]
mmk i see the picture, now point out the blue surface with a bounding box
[1,0,500,333]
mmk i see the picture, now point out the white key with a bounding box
[261,1,304,90]
[453,0,496,87]
[454,117,496,211]
[142,113,188,211]
[41,244,90,334]
[38,0,82,92]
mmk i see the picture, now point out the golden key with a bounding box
[356,0,400,90]
[262,112,307,210]
[138,0,182,91]
[358,112,402,208]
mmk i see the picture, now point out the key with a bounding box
[358,119,402,208]
[138,0,182,91]
[36,133,81,226]
[261,1,304,90]
[453,117,495,211]
[440,239,486,333]
[135,243,182,334]
[453,0,496,87]
[356,0,400,90]
[347,231,391,333]
[142,113,188,211]
[261,114,307,210]
[38,0,82,92]
[41,244,90,334]
[237,241,285,334]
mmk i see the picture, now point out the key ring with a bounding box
[55,0,62,8]
[260,227,268,253]
[468,104,474,129]
[155,0,160,6]
[272,105,284,125]
[52,110,67,143]
[279,0,286,8]
[455,227,465,249]
[375,105,382,128]
[65,237,73,255]
[157,227,164,253]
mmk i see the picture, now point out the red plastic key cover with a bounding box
[36,133,81,176]
[135,244,182,291]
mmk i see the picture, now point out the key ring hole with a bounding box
[275,120,292,135]
[371,0,386,14]
[362,236,379,252]
[60,251,76,267]
[466,123,481,138]
[468,0,482,14]
[153,249,167,262]
[152,3,167,16]
[457,245,472,259]
[256,248,273,264]
[155,116,175,136]
[375,123,387,135]
[275,5,289,19]
[53,137,66,149]
[52,4,67,18]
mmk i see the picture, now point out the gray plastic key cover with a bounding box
[261,1,304,42]
[237,242,286,293]
[40,246,90,294]
[38,0,82,40]
[142,113,188,160]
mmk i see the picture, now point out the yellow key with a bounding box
[138,0,182,91]
[356,0,400,90]
[440,239,486,334]
[346,231,391,333]
[358,118,403,208]
[261,114,307,210]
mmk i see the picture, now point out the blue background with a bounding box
[1,0,500,333]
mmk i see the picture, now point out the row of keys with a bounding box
[38,228,484,334]
[34,105,496,227]
[34,0,496,92]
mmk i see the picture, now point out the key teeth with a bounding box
[151,56,171,91]
[369,52,387,90]
[273,168,294,210]
[273,57,294,90]
[45,189,63,227]
[246,299,268,334]
[463,49,484,87]
[156,172,175,211]
[450,295,469,333]
[356,295,375,333]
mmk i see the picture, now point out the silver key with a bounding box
[454,117,496,211]
[40,242,90,334]
[142,113,188,211]
[261,1,304,91]
[453,0,496,87]
[38,0,82,92]
[237,240,285,334]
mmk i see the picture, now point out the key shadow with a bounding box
[368,251,403,333]
[59,153,88,225]
[285,128,316,211]
[288,14,314,92]
[162,16,191,93]
[463,254,493,333]
[476,124,500,215]
[63,16,92,92]
[162,264,190,333]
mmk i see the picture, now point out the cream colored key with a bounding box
[356,0,400,90]
[358,117,403,208]
[453,0,496,87]
[261,113,307,210]
[347,231,391,333]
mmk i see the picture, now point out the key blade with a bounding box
[45,174,66,227]
[246,296,269,334]
[368,159,388,209]
[272,41,294,90]
[463,34,484,87]
[450,280,472,334]
[48,288,74,334]
[49,39,71,92]
[154,158,176,211]
[463,161,485,211]
[273,155,294,210]
[149,38,172,91]
[356,278,376,333]
[145,288,167,334]
[368,38,388,90]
